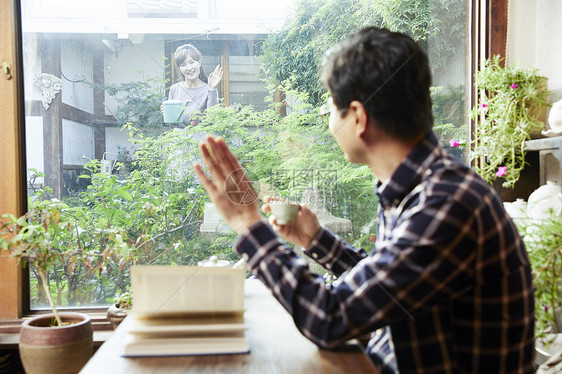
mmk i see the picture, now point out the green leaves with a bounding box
[90,76,169,137]
[259,0,466,106]
[114,188,133,202]
[17,75,380,310]
[471,55,550,188]
[0,197,72,276]
[522,214,562,337]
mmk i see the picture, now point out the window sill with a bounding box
[0,312,113,349]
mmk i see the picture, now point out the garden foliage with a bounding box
[260,0,465,106]
[14,83,378,309]
[521,215,562,340]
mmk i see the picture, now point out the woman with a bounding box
[168,44,223,127]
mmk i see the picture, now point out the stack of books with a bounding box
[122,265,249,357]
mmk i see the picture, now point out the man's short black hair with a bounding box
[321,27,433,140]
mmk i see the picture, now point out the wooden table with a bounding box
[80,278,378,373]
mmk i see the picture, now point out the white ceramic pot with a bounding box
[528,181,562,220]
[536,333,562,365]
[106,303,128,329]
[504,198,528,219]
[548,99,562,133]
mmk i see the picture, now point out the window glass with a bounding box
[20,0,470,309]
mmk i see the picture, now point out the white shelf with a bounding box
[526,136,562,163]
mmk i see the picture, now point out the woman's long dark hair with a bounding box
[174,44,208,83]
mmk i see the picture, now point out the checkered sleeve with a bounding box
[234,192,478,348]
[235,220,362,347]
[302,227,368,276]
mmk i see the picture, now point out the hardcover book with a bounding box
[122,265,249,357]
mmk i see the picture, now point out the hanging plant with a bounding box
[470,55,550,188]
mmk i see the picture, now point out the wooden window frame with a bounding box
[1,0,27,320]
[471,0,508,125]
[0,0,508,320]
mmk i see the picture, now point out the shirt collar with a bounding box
[376,131,442,207]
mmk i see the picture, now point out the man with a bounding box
[193,27,535,373]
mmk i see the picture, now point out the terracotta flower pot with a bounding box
[19,312,93,374]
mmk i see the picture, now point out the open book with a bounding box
[123,265,249,357]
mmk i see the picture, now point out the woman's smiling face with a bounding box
[180,56,201,81]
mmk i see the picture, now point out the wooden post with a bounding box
[275,87,286,117]
[40,38,64,198]
[93,53,106,160]
[472,0,508,168]
[221,41,230,107]
[488,0,508,65]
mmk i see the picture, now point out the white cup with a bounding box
[269,201,300,225]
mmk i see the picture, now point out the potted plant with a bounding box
[106,291,132,329]
[521,213,562,364]
[470,55,550,188]
[0,186,95,374]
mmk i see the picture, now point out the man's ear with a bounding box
[349,100,369,137]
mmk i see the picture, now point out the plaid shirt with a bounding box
[235,131,535,373]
